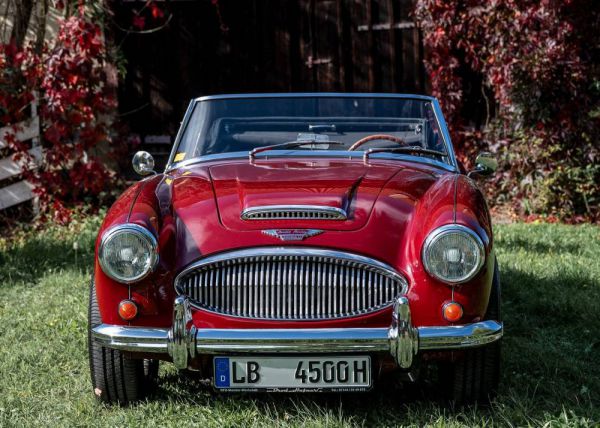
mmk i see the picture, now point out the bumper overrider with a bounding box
[91,296,503,370]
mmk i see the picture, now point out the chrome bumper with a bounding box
[92,296,503,370]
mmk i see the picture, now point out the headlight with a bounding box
[99,224,158,283]
[422,225,485,284]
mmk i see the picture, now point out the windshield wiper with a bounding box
[363,146,447,162]
[249,136,343,159]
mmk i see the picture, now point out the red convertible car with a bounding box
[89,93,502,404]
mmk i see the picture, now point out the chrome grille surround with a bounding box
[241,205,347,220]
[174,247,408,320]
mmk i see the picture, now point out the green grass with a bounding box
[0,218,598,427]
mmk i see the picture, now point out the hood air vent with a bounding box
[241,205,347,221]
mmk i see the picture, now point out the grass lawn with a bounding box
[0,216,598,427]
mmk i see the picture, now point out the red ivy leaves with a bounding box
[0,11,117,224]
[414,0,600,222]
[415,0,591,136]
[0,44,38,125]
[149,2,164,19]
[132,15,146,30]
[131,1,167,31]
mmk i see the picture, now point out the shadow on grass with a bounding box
[0,234,95,286]
[496,235,586,256]
[502,265,600,328]
[149,371,448,424]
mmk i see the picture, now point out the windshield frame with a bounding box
[165,93,458,172]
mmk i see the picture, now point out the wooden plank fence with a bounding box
[0,96,40,211]
[112,0,426,159]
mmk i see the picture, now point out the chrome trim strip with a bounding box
[431,98,459,170]
[418,321,503,350]
[241,205,347,221]
[196,93,437,102]
[167,150,457,173]
[91,321,503,356]
[192,321,503,355]
[91,295,503,371]
[421,224,486,285]
[194,328,391,353]
[91,325,169,353]
[98,224,159,284]
[166,99,196,169]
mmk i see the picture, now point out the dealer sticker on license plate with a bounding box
[214,356,371,392]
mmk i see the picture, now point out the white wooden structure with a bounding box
[0,96,41,211]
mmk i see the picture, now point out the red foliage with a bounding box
[415,0,600,222]
[0,44,38,125]
[128,1,168,32]
[149,2,164,20]
[132,15,146,30]
[0,11,118,223]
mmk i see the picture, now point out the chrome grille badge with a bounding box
[261,229,324,241]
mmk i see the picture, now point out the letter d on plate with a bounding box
[214,357,230,388]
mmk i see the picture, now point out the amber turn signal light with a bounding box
[118,299,138,321]
[442,301,463,322]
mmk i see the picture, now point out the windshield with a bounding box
[172,95,451,165]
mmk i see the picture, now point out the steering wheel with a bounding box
[347,134,406,151]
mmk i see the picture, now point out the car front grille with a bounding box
[175,248,407,320]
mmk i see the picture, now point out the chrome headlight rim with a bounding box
[99,223,159,284]
[422,224,485,285]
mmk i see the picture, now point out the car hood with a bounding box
[169,157,450,235]
[208,158,404,231]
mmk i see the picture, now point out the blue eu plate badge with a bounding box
[214,357,230,388]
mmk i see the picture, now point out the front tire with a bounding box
[88,277,159,404]
[441,259,502,404]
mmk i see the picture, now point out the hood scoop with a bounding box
[241,205,347,221]
[208,159,402,231]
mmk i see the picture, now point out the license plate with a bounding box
[213,356,371,392]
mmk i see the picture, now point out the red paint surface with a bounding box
[94,157,494,330]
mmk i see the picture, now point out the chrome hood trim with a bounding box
[241,205,347,221]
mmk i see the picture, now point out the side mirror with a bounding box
[468,152,497,178]
[132,151,156,176]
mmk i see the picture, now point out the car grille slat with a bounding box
[175,250,407,320]
[241,205,347,221]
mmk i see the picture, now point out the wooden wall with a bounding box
[110,0,426,167]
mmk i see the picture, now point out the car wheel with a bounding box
[440,258,501,405]
[88,276,159,404]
